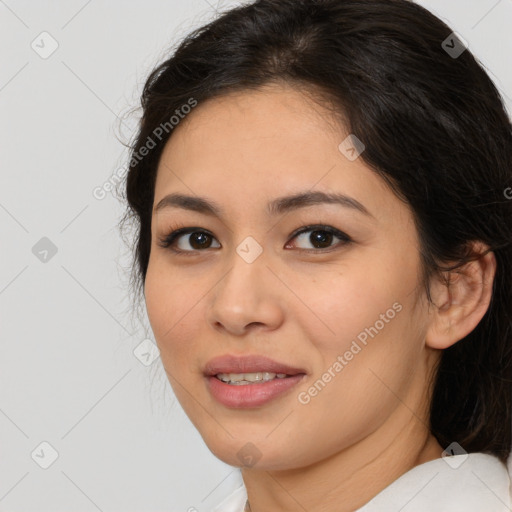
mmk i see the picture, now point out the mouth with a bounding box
[215,371,294,385]
[204,354,307,408]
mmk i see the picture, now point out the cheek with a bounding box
[296,254,423,402]
[292,287,421,453]
[144,260,208,371]
[145,263,187,348]
[302,255,422,376]
[297,262,400,351]
[144,264,170,339]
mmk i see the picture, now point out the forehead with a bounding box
[161,84,341,156]
[153,84,407,227]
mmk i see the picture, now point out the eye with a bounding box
[285,224,352,252]
[157,224,352,255]
[158,227,220,254]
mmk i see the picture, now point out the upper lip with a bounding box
[204,354,307,376]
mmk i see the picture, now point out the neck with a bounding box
[241,407,443,512]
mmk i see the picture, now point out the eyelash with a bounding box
[157,223,352,256]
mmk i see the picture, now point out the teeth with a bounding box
[216,372,289,384]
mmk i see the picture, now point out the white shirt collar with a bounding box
[211,453,511,512]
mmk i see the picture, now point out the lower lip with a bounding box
[206,374,306,408]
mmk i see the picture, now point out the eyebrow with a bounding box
[154,191,374,219]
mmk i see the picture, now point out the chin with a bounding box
[203,433,309,471]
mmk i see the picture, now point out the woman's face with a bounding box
[144,83,437,470]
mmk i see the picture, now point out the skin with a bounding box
[144,82,496,512]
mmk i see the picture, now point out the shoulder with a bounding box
[358,452,511,512]
[210,453,511,512]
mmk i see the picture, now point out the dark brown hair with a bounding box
[120,0,512,463]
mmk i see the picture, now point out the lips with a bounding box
[204,354,307,377]
[204,354,308,408]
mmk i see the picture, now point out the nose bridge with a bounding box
[219,235,267,302]
[206,236,283,333]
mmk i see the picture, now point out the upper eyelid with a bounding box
[166,225,346,240]
[289,224,349,239]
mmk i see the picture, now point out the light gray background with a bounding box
[1,1,511,511]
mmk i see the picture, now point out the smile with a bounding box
[215,372,289,384]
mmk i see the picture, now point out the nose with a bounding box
[206,249,284,337]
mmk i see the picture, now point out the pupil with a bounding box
[311,230,332,248]
[191,232,211,249]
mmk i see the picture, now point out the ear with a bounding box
[425,242,496,350]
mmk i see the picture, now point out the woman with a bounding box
[120,0,512,510]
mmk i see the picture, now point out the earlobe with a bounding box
[425,242,496,350]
